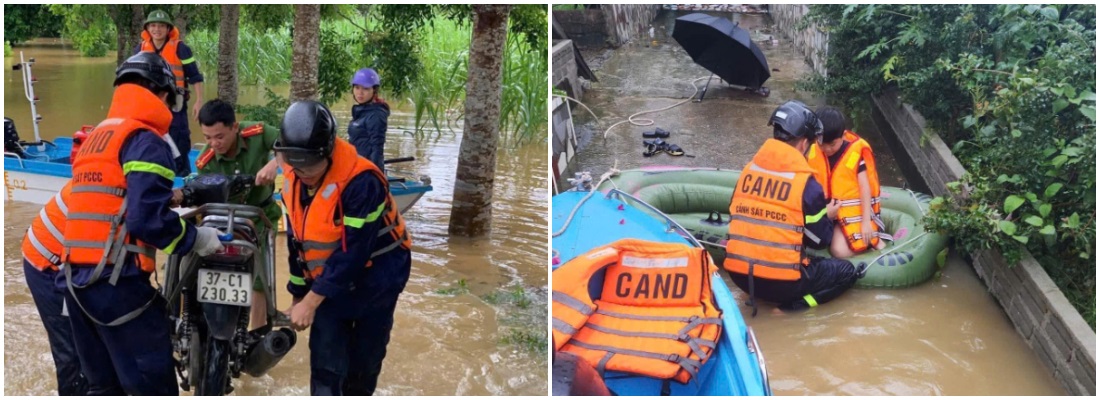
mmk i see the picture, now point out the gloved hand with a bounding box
[193,227,225,257]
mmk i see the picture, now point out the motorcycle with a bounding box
[162,174,296,395]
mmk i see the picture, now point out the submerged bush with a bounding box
[804,4,1096,327]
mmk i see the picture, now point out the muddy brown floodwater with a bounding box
[565,10,1064,396]
[4,41,547,396]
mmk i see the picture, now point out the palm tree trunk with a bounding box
[290,4,320,102]
[217,4,239,106]
[448,5,511,237]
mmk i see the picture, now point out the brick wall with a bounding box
[871,87,1095,396]
[768,4,829,77]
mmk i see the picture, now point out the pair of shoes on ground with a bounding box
[641,127,670,139]
[642,138,685,157]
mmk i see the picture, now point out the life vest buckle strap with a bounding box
[369,237,404,259]
[729,214,804,233]
[300,240,341,251]
[728,254,802,271]
[552,291,594,316]
[376,223,397,237]
[726,233,802,252]
[68,212,121,223]
[27,228,62,266]
[71,185,126,197]
[552,317,578,335]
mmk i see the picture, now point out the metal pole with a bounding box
[694,73,714,103]
[19,52,43,150]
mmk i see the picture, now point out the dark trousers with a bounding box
[169,107,192,176]
[729,257,859,309]
[64,276,178,395]
[309,289,403,396]
[23,260,88,395]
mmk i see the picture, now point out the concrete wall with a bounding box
[553,9,607,45]
[552,39,582,100]
[553,5,660,47]
[768,4,829,77]
[602,4,661,47]
[871,87,1095,396]
[551,96,577,194]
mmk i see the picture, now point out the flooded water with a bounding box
[564,10,1064,396]
[4,41,547,396]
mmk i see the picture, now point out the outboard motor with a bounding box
[241,327,298,377]
[552,351,613,396]
[4,117,27,158]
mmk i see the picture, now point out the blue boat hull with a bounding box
[4,138,432,214]
[552,191,770,396]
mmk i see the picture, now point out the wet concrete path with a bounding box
[571,12,814,177]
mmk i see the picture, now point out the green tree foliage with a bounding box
[47,4,114,57]
[241,5,294,33]
[4,5,63,44]
[805,4,1096,327]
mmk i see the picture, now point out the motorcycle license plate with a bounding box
[197,269,252,307]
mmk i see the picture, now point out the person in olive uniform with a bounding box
[185,99,282,332]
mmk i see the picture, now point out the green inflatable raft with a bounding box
[596,167,948,289]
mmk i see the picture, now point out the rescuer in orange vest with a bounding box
[807,106,889,258]
[20,183,89,395]
[136,9,204,177]
[57,52,224,395]
[724,101,867,315]
[275,101,412,395]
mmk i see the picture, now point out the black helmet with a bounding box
[275,100,337,168]
[768,100,822,141]
[114,52,182,112]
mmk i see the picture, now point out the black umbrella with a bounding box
[673,13,770,98]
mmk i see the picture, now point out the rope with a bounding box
[552,161,621,238]
[603,76,713,139]
[552,94,599,122]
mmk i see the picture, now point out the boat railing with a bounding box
[605,188,705,249]
[3,152,26,168]
[746,326,772,396]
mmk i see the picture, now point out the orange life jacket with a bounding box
[62,84,174,278]
[140,27,186,88]
[724,139,812,281]
[283,139,410,280]
[552,239,722,384]
[22,182,73,271]
[807,130,885,252]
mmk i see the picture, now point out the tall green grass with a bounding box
[408,18,547,144]
[500,33,547,146]
[186,28,292,86]
[185,15,546,144]
[406,18,469,137]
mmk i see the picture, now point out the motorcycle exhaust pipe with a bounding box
[241,327,298,377]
